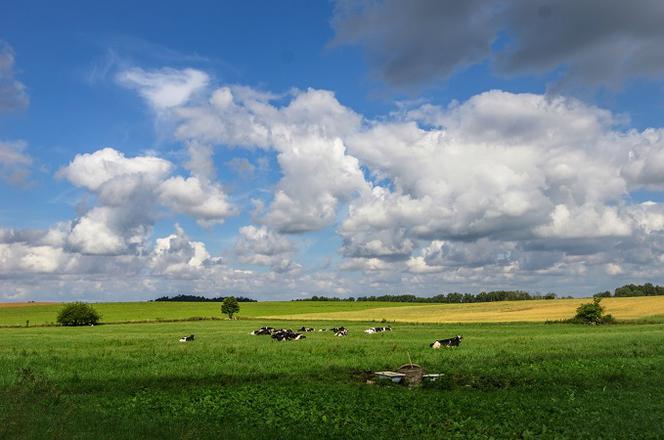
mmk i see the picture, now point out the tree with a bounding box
[57,302,101,326]
[221,296,240,319]
[572,297,614,324]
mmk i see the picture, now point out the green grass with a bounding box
[0,301,414,327]
[4,297,664,328]
[1,319,663,439]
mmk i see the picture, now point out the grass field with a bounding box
[0,301,413,327]
[2,296,664,327]
[1,317,663,439]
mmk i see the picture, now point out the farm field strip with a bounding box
[255,296,664,323]
[0,301,413,326]
[3,296,664,326]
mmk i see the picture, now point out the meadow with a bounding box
[0,300,411,327]
[2,296,664,327]
[1,306,664,439]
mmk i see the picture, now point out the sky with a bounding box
[3,0,664,301]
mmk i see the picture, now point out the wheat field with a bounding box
[258,296,664,323]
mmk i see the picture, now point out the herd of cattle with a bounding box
[242,325,463,348]
[179,327,463,347]
[249,325,353,340]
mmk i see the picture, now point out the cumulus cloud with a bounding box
[56,147,235,254]
[234,225,300,272]
[332,0,664,89]
[129,74,369,232]
[148,224,221,277]
[12,68,664,299]
[57,147,172,191]
[0,41,29,112]
[158,176,235,226]
[115,67,664,292]
[57,148,172,255]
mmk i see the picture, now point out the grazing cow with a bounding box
[298,326,315,332]
[271,329,306,341]
[332,327,349,337]
[251,326,275,335]
[430,335,463,349]
[364,326,392,334]
[179,334,195,342]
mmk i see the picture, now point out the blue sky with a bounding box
[3,0,664,301]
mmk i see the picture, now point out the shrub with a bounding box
[56,302,101,326]
[572,297,614,324]
[221,296,240,319]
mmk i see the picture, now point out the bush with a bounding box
[571,297,614,324]
[221,296,240,319]
[56,302,101,326]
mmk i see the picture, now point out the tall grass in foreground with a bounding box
[1,319,663,439]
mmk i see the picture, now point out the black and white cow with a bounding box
[430,335,463,349]
[271,329,306,341]
[179,334,195,342]
[251,326,275,335]
[332,327,349,337]
[364,326,392,334]
[298,326,315,332]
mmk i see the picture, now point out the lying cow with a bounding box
[179,334,195,342]
[251,326,275,335]
[332,327,349,337]
[298,326,315,332]
[271,329,306,341]
[430,335,463,349]
[364,326,392,334]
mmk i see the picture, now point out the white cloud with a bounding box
[117,67,209,109]
[9,70,664,299]
[56,147,172,191]
[149,224,221,277]
[158,176,235,226]
[0,242,67,274]
[234,225,300,272]
[135,75,369,233]
[56,147,235,253]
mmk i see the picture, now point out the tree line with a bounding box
[594,283,664,298]
[153,294,257,302]
[295,291,562,303]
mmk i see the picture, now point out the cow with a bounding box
[364,326,392,334]
[430,335,463,349]
[298,326,315,332]
[179,334,195,342]
[332,327,349,337]
[271,329,306,341]
[251,326,275,335]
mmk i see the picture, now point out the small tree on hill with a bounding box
[221,296,240,319]
[57,302,101,326]
[572,297,614,324]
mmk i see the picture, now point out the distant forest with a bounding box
[594,283,664,298]
[153,294,257,302]
[295,291,562,303]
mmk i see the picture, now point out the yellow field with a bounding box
[258,296,664,323]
